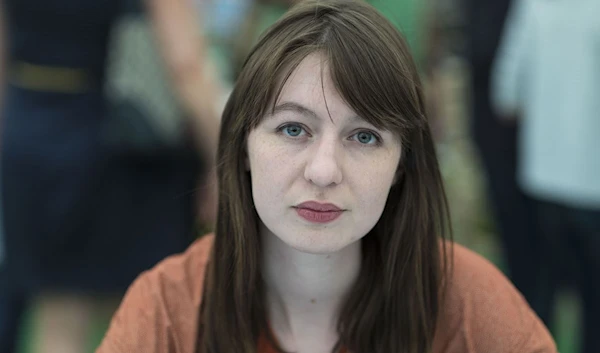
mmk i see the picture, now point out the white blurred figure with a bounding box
[492,1,600,352]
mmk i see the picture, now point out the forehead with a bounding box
[275,53,355,119]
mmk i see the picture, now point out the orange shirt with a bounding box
[97,235,557,353]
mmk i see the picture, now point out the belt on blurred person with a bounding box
[8,61,94,93]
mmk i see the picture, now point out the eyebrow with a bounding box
[271,101,319,121]
[271,101,367,126]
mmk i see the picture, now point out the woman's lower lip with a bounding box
[295,208,343,223]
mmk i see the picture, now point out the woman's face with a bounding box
[246,53,402,254]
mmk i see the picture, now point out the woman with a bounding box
[0,0,220,352]
[97,1,556,352]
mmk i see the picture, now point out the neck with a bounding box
[260,225,361,349]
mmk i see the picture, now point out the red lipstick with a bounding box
[294,201,344,223]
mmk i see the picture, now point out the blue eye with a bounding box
[352,131,379,145]
[280,124,306,137]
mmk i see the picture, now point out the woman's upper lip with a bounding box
[295,201,343,212]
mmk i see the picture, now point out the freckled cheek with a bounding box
[356,164,398,209]
[250,148,292,197]
[361,181,392,209]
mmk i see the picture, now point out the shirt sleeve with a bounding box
[95,272,177,353]
[95,236,212,353]
[490,0,533,117]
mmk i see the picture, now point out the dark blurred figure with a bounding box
[0,0,220,352]
[462,0,551,325]
[492,1,600,352]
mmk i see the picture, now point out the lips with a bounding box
[295,201,343,212]
[294,201,345,223]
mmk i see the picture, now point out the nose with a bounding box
[304,136,343,187]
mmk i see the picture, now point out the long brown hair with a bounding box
[198,1,452,352]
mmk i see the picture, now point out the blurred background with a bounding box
[1,0,598,353]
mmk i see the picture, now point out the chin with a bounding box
[282,233,357,255]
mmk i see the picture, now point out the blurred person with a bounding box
[492,0,600,352]
[0,0,221,352]
[462,0,550,325]
[98,2,555,353]
[0,4,28,353]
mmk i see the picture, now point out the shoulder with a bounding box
[96,234,214,353]
[144,233,214,305]
[432,242,557,353]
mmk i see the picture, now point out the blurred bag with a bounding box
[104,1,186,157]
